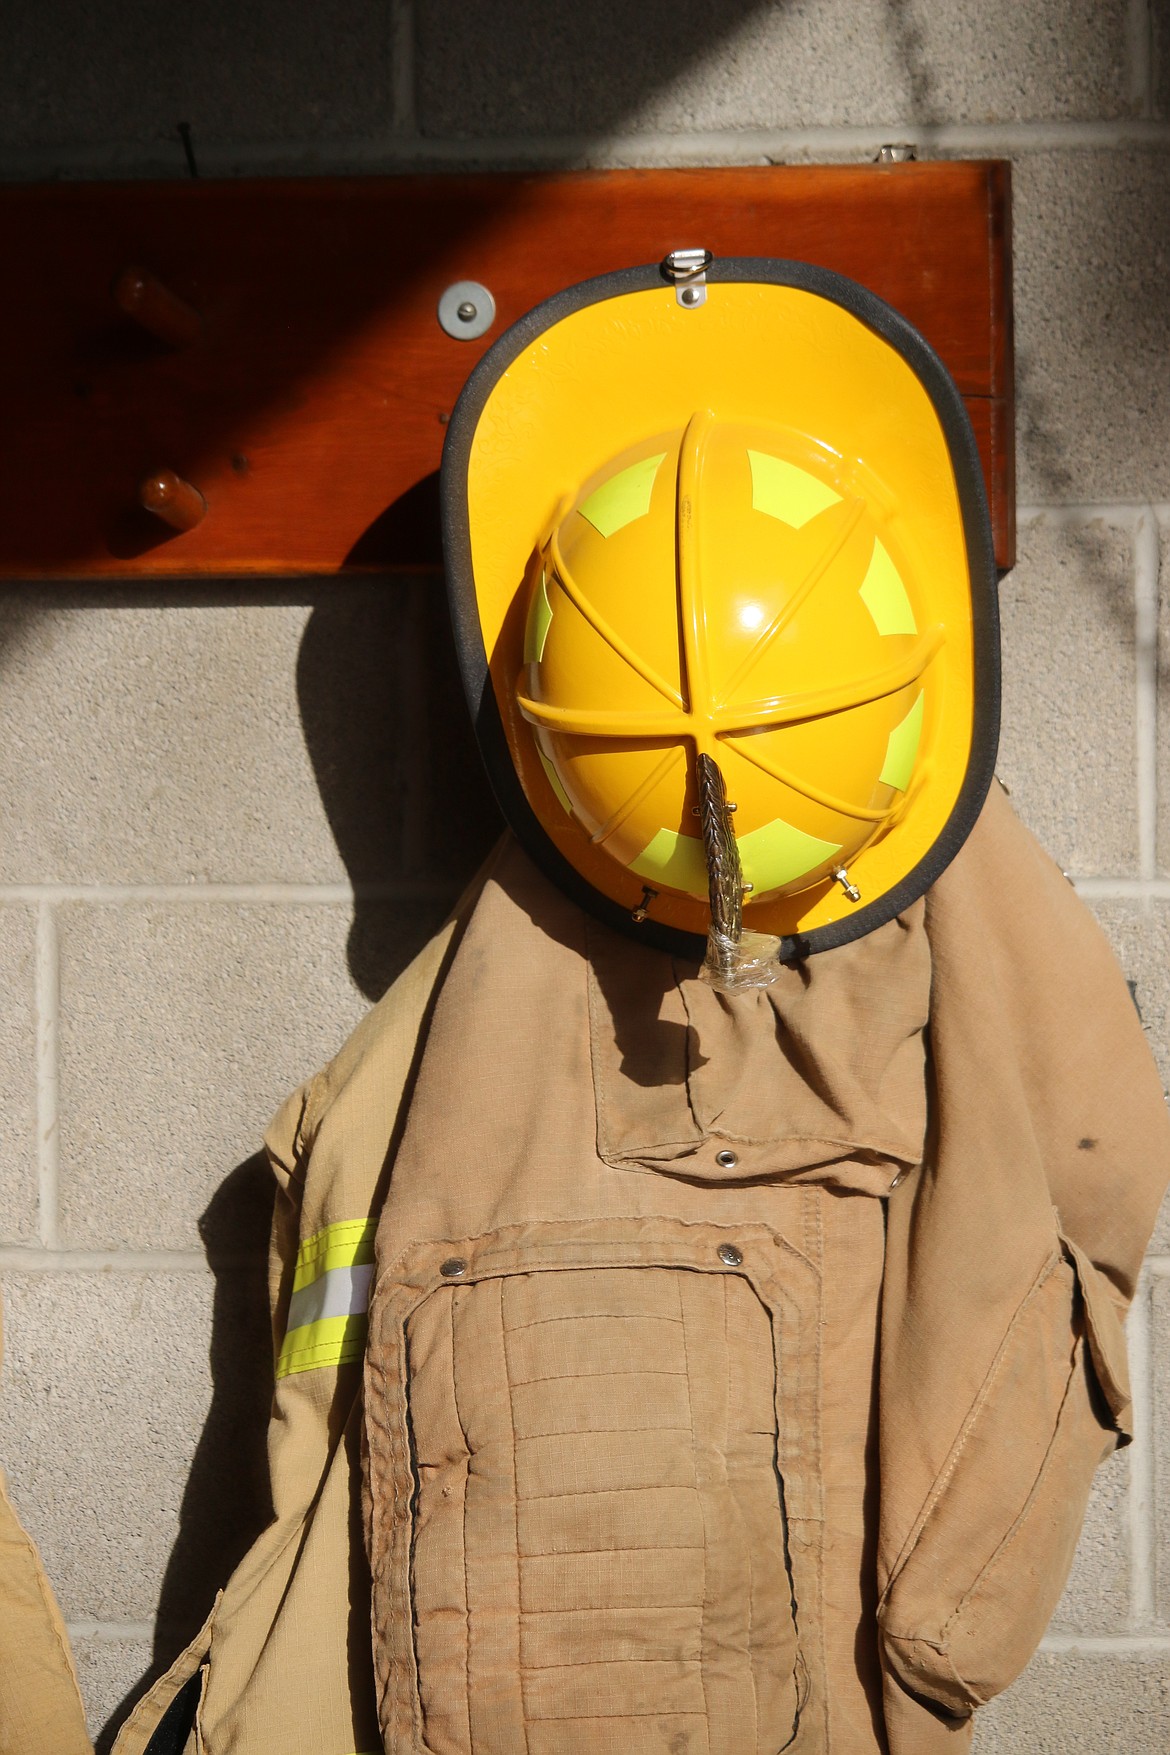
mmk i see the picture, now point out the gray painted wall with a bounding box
[1,2,1168,1746]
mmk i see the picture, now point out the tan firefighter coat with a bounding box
[0,1301,92,1755]
[115,784,1170,1755]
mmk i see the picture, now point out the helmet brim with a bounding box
[442,259,1000,961]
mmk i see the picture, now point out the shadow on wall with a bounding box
[883,0,945,127]
[886,0,1170,544]
[297,574,504,999]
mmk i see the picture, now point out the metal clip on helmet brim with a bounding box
[662,247,713,308]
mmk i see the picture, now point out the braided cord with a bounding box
[696,752,743,979]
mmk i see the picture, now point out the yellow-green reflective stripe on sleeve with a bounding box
[277,1218,378,1379]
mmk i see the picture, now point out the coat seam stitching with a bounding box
[936,1337,1085,1666]
[679,1281,714,1740]
[882,1246,1062,1593]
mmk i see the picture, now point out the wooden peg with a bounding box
[114,267,202,346]
[139,470,206,531]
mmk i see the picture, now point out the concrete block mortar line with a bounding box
[66,1620,155,1643]
[0,1248,213,1272]
[1017,503,1153,524]
[0,881,458,906]
[1128,0,1155,117]
[389,0,416,139]
[34,901,59,1251]
[6,119,1170,181]
[1136,506,1160,881]
[1038,1633,1170,1653]
[1126,1270,1156,1628]
[1069,877,1170,899]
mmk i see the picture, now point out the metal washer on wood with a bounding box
[438,280,496,340]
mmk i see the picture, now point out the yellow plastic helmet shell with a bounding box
[443,260,999,960]
[519,412,940,906]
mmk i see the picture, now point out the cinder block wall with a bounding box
[2,3,1169,1748]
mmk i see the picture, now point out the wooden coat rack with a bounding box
[0,161,1013,579]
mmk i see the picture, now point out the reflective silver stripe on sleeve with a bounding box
[285,1260,374,1334]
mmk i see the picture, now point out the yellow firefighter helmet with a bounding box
[443,256,999,967]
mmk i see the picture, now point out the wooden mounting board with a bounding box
[0,163,1013,579]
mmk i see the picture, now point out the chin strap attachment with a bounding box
[695,755,783,990]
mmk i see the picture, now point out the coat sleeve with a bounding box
[876,783,1170,1741]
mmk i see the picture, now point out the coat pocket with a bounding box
[364,1220,809,1755]
[879,1247,1123,1715]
